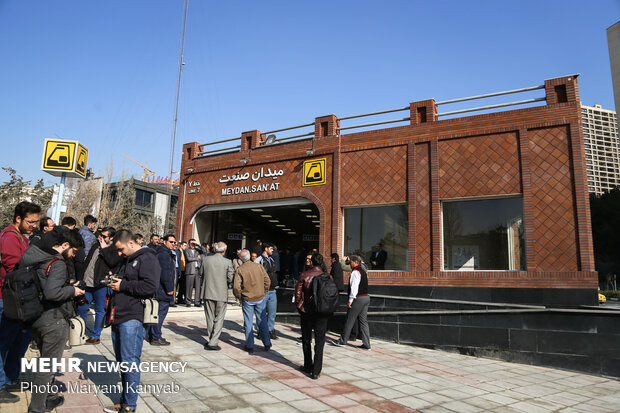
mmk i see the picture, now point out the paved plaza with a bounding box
[4,304,620,413]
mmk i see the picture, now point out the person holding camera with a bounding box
[104,229,159,413]
[21,228,85,413]
[77,226,121,345]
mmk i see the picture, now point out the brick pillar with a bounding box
[544,75,580,105]
[315,115,339,137]
[241,130,262,151]
[182,142,200,161]
[410,99,437,125]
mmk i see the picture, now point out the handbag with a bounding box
[143,297,159,325]
[69,316,87,346]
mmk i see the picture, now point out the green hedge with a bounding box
[601,290,620,299]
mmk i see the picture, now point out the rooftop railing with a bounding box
[195,76,574,158]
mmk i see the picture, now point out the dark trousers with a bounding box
[185,273,201,304]
[29,318,68,413]
[300,312,329,377]
[176,272,186,303]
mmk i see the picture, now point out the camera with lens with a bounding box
[74,280,88,306]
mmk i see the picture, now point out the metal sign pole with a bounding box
[52,172,67,224]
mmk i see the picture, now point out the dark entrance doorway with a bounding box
[191,198,320,256]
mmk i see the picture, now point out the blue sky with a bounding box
[1,0,619,186]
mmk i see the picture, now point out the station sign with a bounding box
[302,158,326,187]
[41,139,89,178]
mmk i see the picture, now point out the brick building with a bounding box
[177,75,597,307]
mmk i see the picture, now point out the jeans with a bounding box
[264,290,277,332]
[0,299,33,389]
[76,286,108,339]
[242,299,271,349]
[111,319,144,410]
[148,300,170,341]
[29,318,68,413]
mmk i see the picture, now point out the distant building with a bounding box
[581,104,620,195]
[608,21,620,132]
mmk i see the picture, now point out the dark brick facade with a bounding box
[178,75,596,305]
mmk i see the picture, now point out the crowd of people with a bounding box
[0,200,372,413]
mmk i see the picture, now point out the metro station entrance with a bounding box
[191,198,320,254]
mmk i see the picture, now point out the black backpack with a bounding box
[2,258,60,324]
[307,273,339,315]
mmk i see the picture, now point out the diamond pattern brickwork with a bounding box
[529,127,579,271]
[341,146,407,205]
[438,133,521,199]
[416,143,432,270]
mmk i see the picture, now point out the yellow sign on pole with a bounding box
[302,158,326,187]
[41,139,89,178]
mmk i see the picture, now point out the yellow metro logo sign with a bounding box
[42,139,88,178]
[302,158,326,187]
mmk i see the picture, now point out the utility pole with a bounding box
[165,0,189,234]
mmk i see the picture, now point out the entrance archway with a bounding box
[190,197,320,254]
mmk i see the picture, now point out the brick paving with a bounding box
[4,304,620,412]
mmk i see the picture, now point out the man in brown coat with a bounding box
[233,249,271,354]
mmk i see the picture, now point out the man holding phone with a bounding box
[105,230,159,413]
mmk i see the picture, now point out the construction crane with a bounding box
[121,154,156,182]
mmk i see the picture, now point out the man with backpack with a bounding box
[20,228,85,412]
[295,252,338,380]
[0,201,40,404]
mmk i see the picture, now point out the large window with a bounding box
[344,204,408,271]
[135,189,153,209]
[442,197,525,271]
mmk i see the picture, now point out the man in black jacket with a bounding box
[22,229,85,413]
[107,230,159,413]
[330,253,345,292]
[147,234,176,346]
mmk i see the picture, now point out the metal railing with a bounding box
[195,80,553,158]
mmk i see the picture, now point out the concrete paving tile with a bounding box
[511,400,565,413]
[288,398,333,412]
[204,396,252,411]
[464,396,503,410]
[422,406,459,413]
[238,391,281,405]
[211,374,246,385]
[190,385,231,399]
[269,388,309,402]
[479,393,520,406]
[342,391,383,402]
[257,402,303,412]
[259,381,291,392]
[301,386,335,398]
[349,379,384,390]
[435,388,473,400]
[440,400,483,412]
[317,394,359,409]
[390,395,434,410]
[341,405,381,413]
[222,383,260,394]
[368,387,409,400]
[415,391,452,405]
[370,376,406,387]
[167,399,211,412]
[391,384,427,395]
[218,408,260,413]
